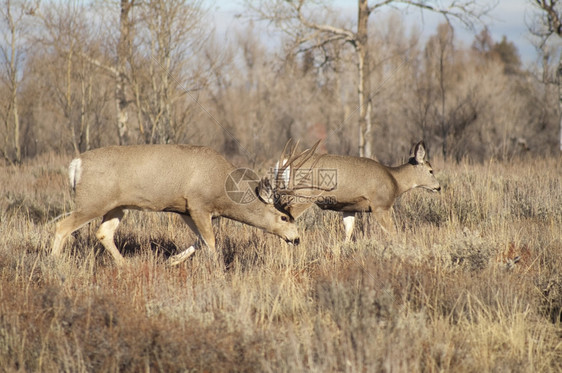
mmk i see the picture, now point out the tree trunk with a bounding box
[79,74,92,152]
[356,0,372,158]
[12,88,20,163]
[66,48,80,156]
[8,7,21,163]
[438,36,448,161]
[559,56,562,152]
[116,0,133,145]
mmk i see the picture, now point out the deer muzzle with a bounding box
[286,237,300,245]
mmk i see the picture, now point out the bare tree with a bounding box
[37,1,98,154]
[38,0,210,148]
[130,0,208,144]
[530,0,562,151]
[428,23,456,159]
[420,24,483,161]
[0,0,38,163]
[115,0,134,145]
[59,0,137,146]
[248,0,493,158]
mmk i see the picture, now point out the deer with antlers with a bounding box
[51,141,321,266]
[275,141,441,241]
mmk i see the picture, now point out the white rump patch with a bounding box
[68,158,82,191]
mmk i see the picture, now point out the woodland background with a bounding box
[1,0,561,166]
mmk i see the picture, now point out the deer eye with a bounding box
[281,216,288,222]
[429,169,434,175]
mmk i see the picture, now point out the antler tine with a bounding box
[287,140,321,190]
[282,139,322,191]
[275,139,323,192]
[287,139,300,165]
[275,139,293,189]
[276,139,301,189]
[286,139,301,189]
[278,138,292,171]
[291,140,321,171]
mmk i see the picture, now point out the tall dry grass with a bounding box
[0,153,561,372]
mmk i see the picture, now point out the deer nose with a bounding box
[287,237,300,245]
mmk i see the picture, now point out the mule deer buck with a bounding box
[278,141,441,241]
[52,141,321,266]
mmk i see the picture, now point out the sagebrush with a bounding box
[1,153,561,372]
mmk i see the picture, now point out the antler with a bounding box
[266,139,336,218]
[274,139,315,190]
[273,139,332,194]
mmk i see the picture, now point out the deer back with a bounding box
[72,144,234,214]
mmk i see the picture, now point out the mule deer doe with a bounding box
[279,141,441,240]
[52,141,320,266]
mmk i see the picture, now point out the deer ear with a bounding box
[256,178,274,205]
[410,141,426,164]
[287,202,314,220]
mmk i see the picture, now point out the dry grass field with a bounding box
[1,152,561,372]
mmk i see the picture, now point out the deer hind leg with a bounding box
[96,208,125,266]
[342,212,356,242]
[52,211,99,257]
[373,208,397,235]
[168,212,215,266]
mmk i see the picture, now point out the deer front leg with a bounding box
[373,208,397,235]
[342,212,355,241]
[168,212,216,266]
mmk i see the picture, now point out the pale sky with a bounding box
[455,0,540,64]
[213,0,548,67]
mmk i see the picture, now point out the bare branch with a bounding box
[245,0,357,46]
[391,0,496,30]
[290,3,355,42]
[77,51,118,77]
[533,0,562,36]
[368,0,394,13]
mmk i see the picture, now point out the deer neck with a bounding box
[219,197,270,229]
[388,163,416,197]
